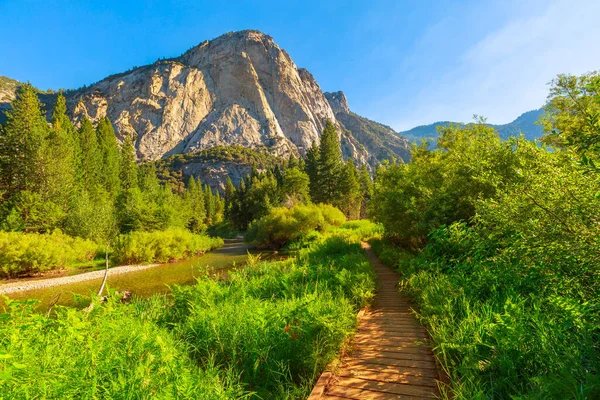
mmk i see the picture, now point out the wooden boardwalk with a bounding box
[308,243,446,399]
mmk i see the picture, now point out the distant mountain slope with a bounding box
[324,91,410,162]
[400,109,544,142]
[0,76,20,123]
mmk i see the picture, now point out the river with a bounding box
[0,239,258,311]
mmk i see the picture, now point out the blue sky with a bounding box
[1,0,598,130]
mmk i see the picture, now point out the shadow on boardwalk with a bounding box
[308,242,449,399]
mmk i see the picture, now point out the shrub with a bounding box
[245,204,346,249]
[0,231,98,278]
[112,229,223,264]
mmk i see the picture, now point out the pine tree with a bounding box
[0,84,50,198]
[78,118,103,192]
[338,159,362,219]
[96,117,121,196]
[185,176,206,232]
[46,93,77,205]
[214,190,224,223]
[119,136,138,192]
[358,164,372,219]
[305,141,320,201]
[315,120,343,204]
[224,177,235,219]
[204,185,215,225]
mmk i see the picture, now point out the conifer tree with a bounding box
[119,136,138,192]
[224,177,236,219]
[46,93,77,205]
[204,185,215,225]
[0,84,50,198]
[315,120,343,204]
[338,159,362,219]
[96,117,121,196]
[214,190,224,223]
[305,141,320,201]
[185,176,206,232]
[358,164,372,218]
[78,118,103,192]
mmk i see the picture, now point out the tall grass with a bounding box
[1,223,378,399]
[0,296,245,399]
[371,230,600,399]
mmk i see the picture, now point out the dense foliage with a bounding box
[0,231,98,278]
[0,224,378,399]
[0,86,226,272]
[112,229,224,264]
[244,203,346,249]
[223,120,371,231]
[370,71,600,399]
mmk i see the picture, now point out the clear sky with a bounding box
[1,0,598,131]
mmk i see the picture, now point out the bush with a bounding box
[245,204,346,249]
[0,231,98,278]
[370,122,519,247]
[112,229,223,264]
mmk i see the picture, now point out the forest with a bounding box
[1,71,599,399]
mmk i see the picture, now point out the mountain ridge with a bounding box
[401,109,544,142]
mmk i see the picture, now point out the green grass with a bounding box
[0,223,378,399]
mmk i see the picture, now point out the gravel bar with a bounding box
[0,263,160,295]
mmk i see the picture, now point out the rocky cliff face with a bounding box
[64,30,409,164]
[324,91,411,162]
[0,77,19,123]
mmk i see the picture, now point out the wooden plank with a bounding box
[308,243,446,399]
[351,344,433,355]
[308,371,334,399]
[350,350,434,362]
[326,385,427,400]
[337,369,437,387]
[343,356,437,370]
[336,377,438,398]
[340,362,440,378]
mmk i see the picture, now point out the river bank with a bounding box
[0,239,253,310]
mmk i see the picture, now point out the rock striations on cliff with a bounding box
[63,30,410,165]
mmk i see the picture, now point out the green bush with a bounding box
[112,229,223,264]
[245,203,346,249]
[0,231,98,278]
